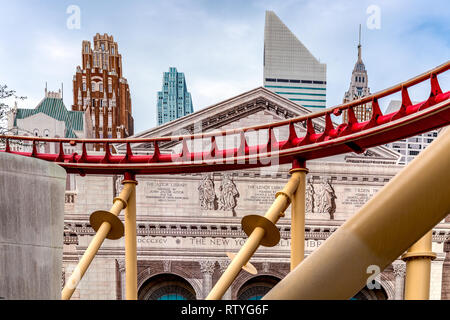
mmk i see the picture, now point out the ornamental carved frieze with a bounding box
[218,260,230,273]
[392,262,406,278]
[199,260,216,276]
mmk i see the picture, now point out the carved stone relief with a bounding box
[218,173,239,214]
[198,173,239,215]
[198,173,216,210]
[305,177,315,213]
[114,175,123,197]
[199,260,216,276]
[163,260,171,273]
[317,178,337,220]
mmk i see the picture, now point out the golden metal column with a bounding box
[123,172,138,300]
[206,171,301,300]
[289,159,308,270]
[263,127,450,300]
[61,182,133,300]
[402,230,436,299]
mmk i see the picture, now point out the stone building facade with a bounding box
[62,88,450,300]
[71,33,134,139]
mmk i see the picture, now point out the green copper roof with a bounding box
[14,97,84,138]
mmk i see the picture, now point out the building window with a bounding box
[33,129,39,136]
[84,44,89,53]
[111,47,115,54]
[101,43,105,51]
[237,276,280,300]
[92,83,96,91]
[82,82,86,91]
[99,83,103,92]
[44,129,50,137]
[138,274,196,300]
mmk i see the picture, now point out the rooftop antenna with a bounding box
[358,24,362,61]
[359,24,361,46]
[61,82,64,100]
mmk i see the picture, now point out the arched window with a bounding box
[237,275,280,300]
[138,274,197,300]
[351,284,388,300]
[33,129,39,136]
[44,129,50,137]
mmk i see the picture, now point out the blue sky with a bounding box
[0,0,449,133]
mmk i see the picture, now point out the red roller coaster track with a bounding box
[1,62,449,175]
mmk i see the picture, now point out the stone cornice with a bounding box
[63,220,450,245]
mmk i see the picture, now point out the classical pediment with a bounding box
[130,87,313,136]
[117,87,399,162]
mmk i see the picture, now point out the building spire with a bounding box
[358,24,362,61]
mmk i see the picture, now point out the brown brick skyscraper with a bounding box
[72,33,133,139]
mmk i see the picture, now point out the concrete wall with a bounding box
[0,152,66,299]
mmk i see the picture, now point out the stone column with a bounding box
[218,260,232,300]
[441,240,450,299]
[393,262,406,300]
[199,260,216,299]
[117,260,126,300]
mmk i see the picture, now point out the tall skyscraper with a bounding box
[157,67,193,125]
[263,11,327,110]
[343,26,372,123]
[72,33,133,139]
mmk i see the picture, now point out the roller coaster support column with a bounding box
[263,128,450,300]
[206,171,302,300]
[402,230,436,299]
[61,179,133,300]
[290,159,308,270]
[123,172,138,300]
